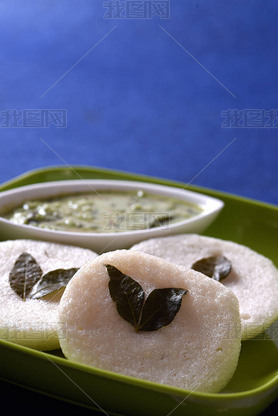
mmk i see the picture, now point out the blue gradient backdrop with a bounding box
[1,1,278,204]
[0,1,278,414]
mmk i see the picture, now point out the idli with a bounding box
[131,234,278,340]
[58,250,241,393]
[0,239,97,350]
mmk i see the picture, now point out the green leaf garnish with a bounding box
[9,252,43,301]
[29,268,79,299]
[191,255,232,281]
[9,253,79,300]
[138,288,187,331]
[107,265,144,328]
[106,265,187,332]
[148,215,174,229]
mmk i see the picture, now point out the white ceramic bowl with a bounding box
[0,180,224,253]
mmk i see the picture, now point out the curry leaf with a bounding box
[107,265,144,328]
[9,252,78,300]
[29,268,79,299]
[191,255,232,281]
[9,252,43,301]
[138,288,187,331]
[106,265,187,332]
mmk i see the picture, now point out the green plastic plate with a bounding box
[0,165,278,416]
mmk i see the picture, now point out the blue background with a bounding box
[0,0,278,204]
[0,1,277,415]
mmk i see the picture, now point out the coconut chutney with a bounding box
[3,190,202,233]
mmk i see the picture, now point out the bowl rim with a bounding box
[0,179,224,237]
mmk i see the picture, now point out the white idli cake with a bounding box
[131,234,278,340]
[58,250,241,393]
[0,239,97,350]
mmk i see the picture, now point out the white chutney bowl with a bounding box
[0,180,224,253]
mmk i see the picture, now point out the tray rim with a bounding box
[0,337,277,400]
[0,165,277,212]
[0,165,278,410]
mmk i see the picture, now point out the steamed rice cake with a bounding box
[131,234,278,340]
[58,250,241,393]
[0,239,97,350]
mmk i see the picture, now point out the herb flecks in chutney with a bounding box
[3,190,202,233]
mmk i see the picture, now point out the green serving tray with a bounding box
[0,165,278,416]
